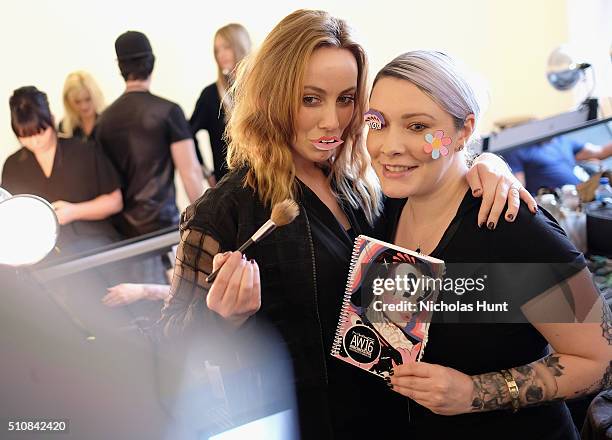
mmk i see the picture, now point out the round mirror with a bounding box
[0,195,59,266]
[547,46,584,91]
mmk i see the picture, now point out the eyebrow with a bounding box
[304,85,357,95]
[401,112,435,120]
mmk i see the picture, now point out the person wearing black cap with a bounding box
[95,31,205,239]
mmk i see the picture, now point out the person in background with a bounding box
[1,86,122,257]
[502,135,612,194]
[190,23,252,183]
[59,71,105,141]
[102,283,169,307]
[96,30,204,239]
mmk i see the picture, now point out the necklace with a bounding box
[404,199,455,255]
[405,201,423,254]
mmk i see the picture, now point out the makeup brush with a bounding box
[205,199,300,283]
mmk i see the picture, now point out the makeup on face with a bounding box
[423,130,452,159]
[311,136,344,151]
[364,109,385,130]
[366,77,462,198]
[292,47,358,165]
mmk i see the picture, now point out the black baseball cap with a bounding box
[115,31,153,61]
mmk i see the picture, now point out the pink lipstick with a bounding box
[311,136,344,151]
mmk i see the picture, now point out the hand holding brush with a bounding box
[206,199,300,284]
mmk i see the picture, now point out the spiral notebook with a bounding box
[331,235,445,378]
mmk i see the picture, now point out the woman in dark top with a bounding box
[59,71,105,141]
[367,51,612,439]
[2,86,122,258]
[190,23,251,182]
[158,11,537,439]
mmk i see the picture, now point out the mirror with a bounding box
[0,187,11,202]
[0,194,59,266]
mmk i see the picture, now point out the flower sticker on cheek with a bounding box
[365,109,385,130]
[423,130,452,159]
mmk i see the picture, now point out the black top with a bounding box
[1,137,121,257]
[382,190,586,440]
[190,83,228,181]
[300,181,410,438]
[157,168,410,439]
[58,116,98,142]
[96,91,192,238]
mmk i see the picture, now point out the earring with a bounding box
[455,144,465,152]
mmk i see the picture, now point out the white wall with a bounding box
[1,0,609,208]
[566,0,612,115]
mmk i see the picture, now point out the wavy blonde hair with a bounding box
[226,9,381,224]
[61,71,105,136]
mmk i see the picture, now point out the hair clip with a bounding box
[423,130,451,159]
[365,109,385,130]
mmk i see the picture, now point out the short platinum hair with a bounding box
[373,50,481,143]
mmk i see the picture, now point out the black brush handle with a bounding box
[205,238,254,284]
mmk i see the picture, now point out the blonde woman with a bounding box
[158,10,535,438]
[60,71,105,141]
[190,23,252,182]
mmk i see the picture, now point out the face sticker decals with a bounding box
[423,130,452,159]
[365,109,385,130]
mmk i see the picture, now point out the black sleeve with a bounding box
[189,89,210,135]
[167,104,193,144]
[485,204,587,310]
[153,182,240,340]
[1,155,19,195]
[92,143,122,195]
[189,90,209,165]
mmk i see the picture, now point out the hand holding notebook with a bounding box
[331,235,445,378]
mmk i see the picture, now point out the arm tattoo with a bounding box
[572,360,612,397]
[514,355,564,405]
[598,361,612,390]
[543,355,565,377]
[602,302,612,345]
[470,372,512,412]
[471,354,566,412]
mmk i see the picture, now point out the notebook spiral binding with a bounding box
[330,236,364,356]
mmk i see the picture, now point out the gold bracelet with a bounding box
[500,369,520,413]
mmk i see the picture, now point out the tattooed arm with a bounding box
[471,268,612,412]
[471,352,611,412]
[390,268,612,415]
